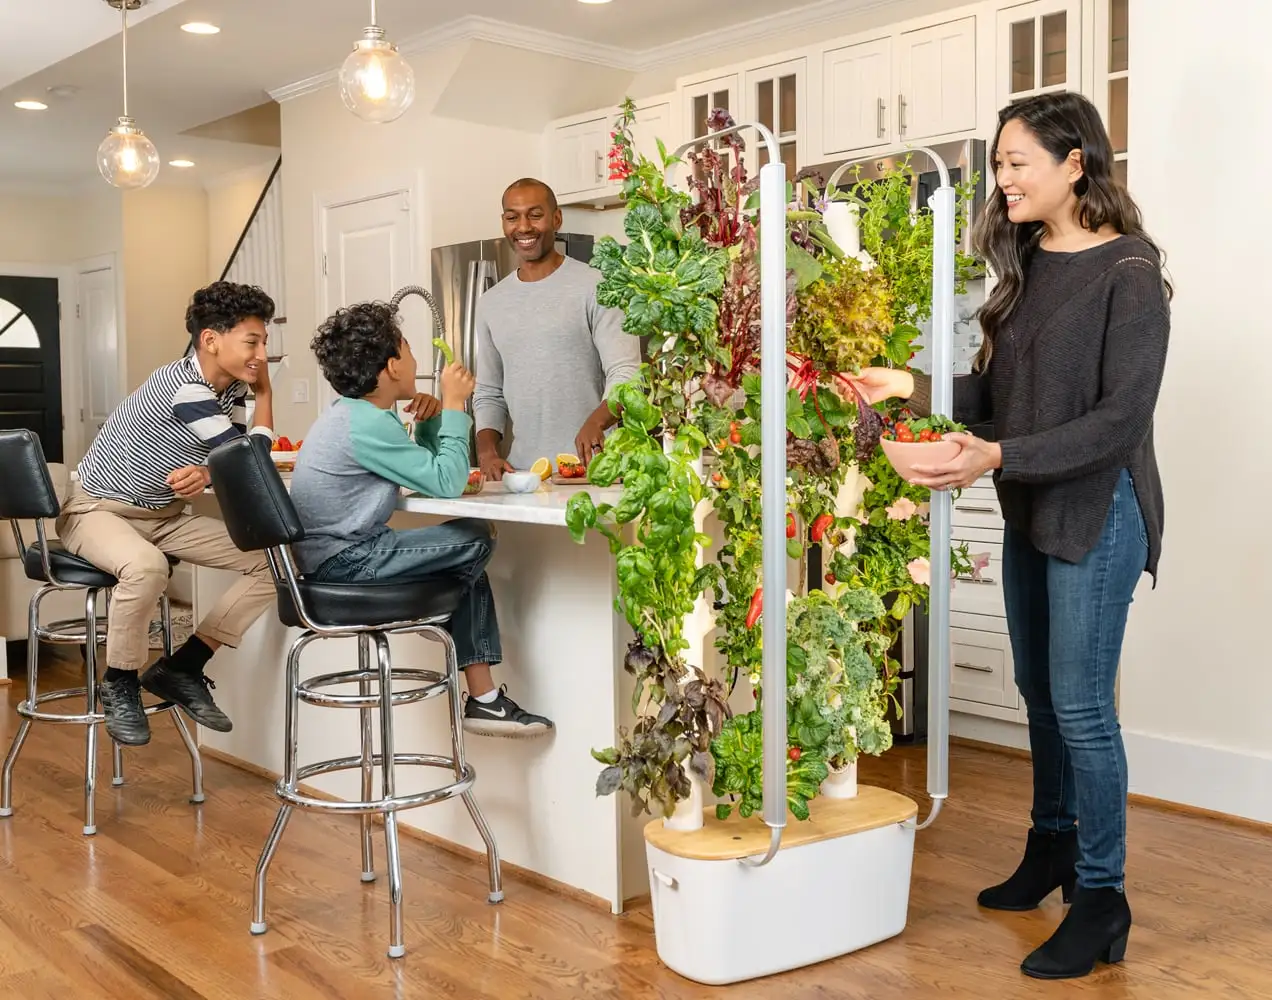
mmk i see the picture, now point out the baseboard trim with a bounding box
[1123,730,1272,827]
[197,745,619,913]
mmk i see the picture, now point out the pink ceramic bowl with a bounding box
[879,438,962,483]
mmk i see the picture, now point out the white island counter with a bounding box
[188,481,655,913]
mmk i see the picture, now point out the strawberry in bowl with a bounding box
[878,415,965,483]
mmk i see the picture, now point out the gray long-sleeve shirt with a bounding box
[471,256,640,470]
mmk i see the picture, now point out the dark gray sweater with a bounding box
[911,235,1170,579]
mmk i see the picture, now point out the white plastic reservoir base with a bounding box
[643,785,918,985]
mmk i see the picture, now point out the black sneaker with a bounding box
[98,671,151,746]
[140,660,233,732]
[462,686,553,738]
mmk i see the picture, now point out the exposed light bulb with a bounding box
[98,117,160,189]
[338,20,414,123]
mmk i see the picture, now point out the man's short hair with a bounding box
[504,177,558,212]
[185,281,276,349]
[310,302,403,399]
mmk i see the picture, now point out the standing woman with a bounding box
[852,91,1171,980]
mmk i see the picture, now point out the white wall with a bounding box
[206,162,276,283]
[1120,0,1272,822]
[272,43,544,437]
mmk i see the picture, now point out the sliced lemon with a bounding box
[556,453,581,469]
[529,457,551,481]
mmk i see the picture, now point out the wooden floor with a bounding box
[2,646,1271,999]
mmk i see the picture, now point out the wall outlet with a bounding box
[291,378,310,404]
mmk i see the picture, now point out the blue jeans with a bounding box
[1002,468,1148,890]
[310,518,502,670]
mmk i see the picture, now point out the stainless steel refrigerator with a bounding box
[427,233,596,462]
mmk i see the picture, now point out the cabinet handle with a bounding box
[956,575,997,586]
[876,97,886,138]
[955,661,994,674]
[595,150,605,184]
[898,93,907,136]
[955,504,997,515]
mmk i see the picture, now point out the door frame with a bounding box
[73,252,125,463]
[0,261,80,464]
[313,171,427,407]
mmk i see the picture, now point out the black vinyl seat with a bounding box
[276,578,464,629]
[207,433,502,960]
[22,541,179,589]
[0,429,203,836]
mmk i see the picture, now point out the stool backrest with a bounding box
[207,436,305,551]
[0,429,59,521]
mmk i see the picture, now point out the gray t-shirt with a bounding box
[471,256,640,470]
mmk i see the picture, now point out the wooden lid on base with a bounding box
[643,785,919,861]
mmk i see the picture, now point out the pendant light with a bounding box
[338,0,415,123]
[97,0,160,189]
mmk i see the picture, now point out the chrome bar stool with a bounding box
[207,435,501,959]
[0,430,204,835]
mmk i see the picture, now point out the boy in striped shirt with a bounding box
[58,281,278,747]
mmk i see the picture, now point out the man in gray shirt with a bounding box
[473,178,641,478]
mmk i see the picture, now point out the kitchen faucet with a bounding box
[390,284,447,390]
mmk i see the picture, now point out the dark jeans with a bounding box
[310,518,502,670]
[1002,469,1148,890]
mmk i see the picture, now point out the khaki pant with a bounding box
[56,485,274,671]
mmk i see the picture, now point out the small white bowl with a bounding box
[502,471,543,494]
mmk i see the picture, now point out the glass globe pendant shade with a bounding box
[97,116,160,189]
[339,30,415,123]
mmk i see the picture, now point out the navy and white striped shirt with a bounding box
[77,355,271,509]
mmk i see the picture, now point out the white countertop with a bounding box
[397,481,623,526]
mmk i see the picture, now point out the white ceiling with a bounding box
[0,0,876,191]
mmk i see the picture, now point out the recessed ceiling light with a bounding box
[14,100,48,111]
[577,0,614,4]
[169,159,196,168]
[181,22,220,34]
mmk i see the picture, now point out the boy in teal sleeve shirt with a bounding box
[290,302,551,737]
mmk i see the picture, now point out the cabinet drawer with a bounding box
[950,627,1018,709]
[952,540,1003,617]
[952,488,1002,531]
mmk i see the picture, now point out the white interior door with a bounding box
[77,264,119,457]
[320,191,414,402]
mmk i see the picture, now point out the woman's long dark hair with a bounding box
[973,91,1171,366]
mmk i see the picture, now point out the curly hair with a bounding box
[311,302,403,398]
[185,281,276,348]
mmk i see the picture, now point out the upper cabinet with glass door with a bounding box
[1095,0,1129,187]
[743,58,806,180]
[997,0,1082,108]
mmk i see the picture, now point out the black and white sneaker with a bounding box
[98,671,151,746]
[140,660,233,732]
[462,686,553,738]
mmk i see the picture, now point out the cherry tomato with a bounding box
[898,428,915,443]
[825,572,837,585]
[788,747,802,761]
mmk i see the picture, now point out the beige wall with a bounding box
[273,42,544,437]
[0,194,79,263]
[121,186,209,390]
[206,162,276,283]
[1119,0,1272,821]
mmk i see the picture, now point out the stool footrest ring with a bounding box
[17,687,182,725]
[276,754,475,814]
[297,668,449,709]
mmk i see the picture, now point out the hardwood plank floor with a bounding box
[2,645,1270,999]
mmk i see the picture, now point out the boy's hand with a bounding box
[440,362,475,410]
[404,393,442,421]
[167,465,210,499]
[253,361,273,398]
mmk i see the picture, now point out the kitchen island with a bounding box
[188,480,654,913]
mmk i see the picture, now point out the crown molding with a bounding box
[267,0,899,103]
[630,0,899,72]
[268,15,641,103]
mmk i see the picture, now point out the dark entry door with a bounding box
[0,276,62,463]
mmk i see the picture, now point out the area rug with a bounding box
[147,601,195,650]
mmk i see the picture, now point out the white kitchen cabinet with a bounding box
[742,58,806,178]
[996,0,1082,107]
[544,97,674,207]
[822,37,892,157]
[896,17,977,140]
[950,628,1020,710]
[819,15,977,160]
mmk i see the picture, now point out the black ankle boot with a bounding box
[1022,885,1131,979]
[977,828,1078,911]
